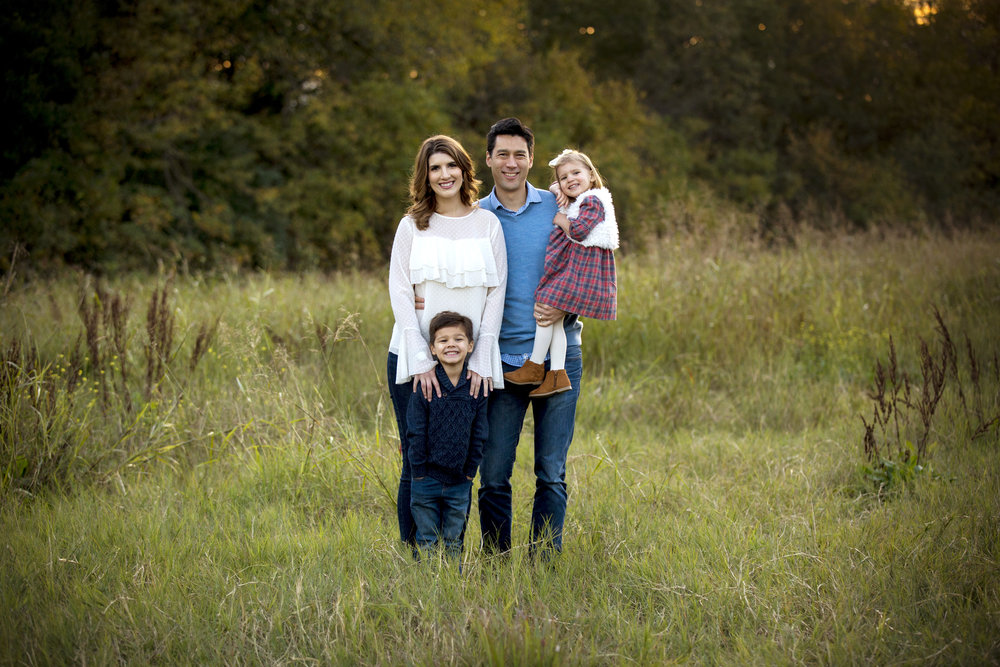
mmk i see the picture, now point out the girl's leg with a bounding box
[528,316,571,398]
[504,304,559,386]
[549,316,567,371]
[528,322,554,365]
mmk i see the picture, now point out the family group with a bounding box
[386,118,619,560]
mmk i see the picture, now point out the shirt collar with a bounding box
[486,182,543,215]
[435,362,469,392]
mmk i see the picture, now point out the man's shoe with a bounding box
[529,369,572,398]
[503,360,545,385]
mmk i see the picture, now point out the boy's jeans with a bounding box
[410,477,473,559]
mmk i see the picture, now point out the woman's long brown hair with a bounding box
[407,135,481,230]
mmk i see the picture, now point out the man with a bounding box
[477,117,584,556]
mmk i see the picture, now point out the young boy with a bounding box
[407,311,489,559]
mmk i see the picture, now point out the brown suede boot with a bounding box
[504,360,546,385]
[529,369,572,398]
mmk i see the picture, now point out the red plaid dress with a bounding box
[534,195,617,320]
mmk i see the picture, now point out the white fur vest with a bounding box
[564,187,619,250]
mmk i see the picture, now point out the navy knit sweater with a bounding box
[406,364,488,484]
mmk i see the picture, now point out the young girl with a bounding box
[503,148,618,397]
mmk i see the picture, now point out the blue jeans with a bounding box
[478,345,582,554]
[387,353,417,548]
[410,477,473,559]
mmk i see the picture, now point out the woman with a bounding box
[387,135,507,550]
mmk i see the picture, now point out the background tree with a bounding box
[1,0,997,273]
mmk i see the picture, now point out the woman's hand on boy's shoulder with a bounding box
[414,368,441,401]
[468,370,491,399]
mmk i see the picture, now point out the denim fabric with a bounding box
[410,477,473,559]
[387,353,417,548]
[478,345,582,554]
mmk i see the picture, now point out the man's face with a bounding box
[486,135,533,195]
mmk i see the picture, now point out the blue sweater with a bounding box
[481,183,583,356]
[406,364,488,484]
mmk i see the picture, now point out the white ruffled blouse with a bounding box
[387,207,507,387]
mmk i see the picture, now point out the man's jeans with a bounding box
[478,345,582,554]
[410,477,473,559]
[387,353,417,547]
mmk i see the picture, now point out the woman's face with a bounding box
[556,159,593,199]
[427,151,464,202]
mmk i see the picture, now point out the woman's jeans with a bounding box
[387,353,417,547]
[410,477,473,559]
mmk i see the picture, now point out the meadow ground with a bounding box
[1,226,998,664]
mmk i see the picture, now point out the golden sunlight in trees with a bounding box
[910,0,939,25]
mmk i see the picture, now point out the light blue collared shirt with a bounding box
[480,183,582,365]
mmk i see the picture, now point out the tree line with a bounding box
[2,0,997,272]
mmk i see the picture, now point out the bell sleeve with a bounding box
[388,217,436,384]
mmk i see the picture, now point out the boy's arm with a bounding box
[464,395,489,479]
[405,392,430,479]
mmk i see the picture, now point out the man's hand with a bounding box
[414,295,425,310]
[534,302,566,327]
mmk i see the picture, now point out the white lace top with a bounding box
[387,207,507,386]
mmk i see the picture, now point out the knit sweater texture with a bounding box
[406,364,488,484]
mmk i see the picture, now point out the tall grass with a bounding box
[1,227,998,663]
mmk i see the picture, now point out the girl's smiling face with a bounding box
[556,159,594,199]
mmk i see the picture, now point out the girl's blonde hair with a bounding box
[548,148,604,191]
[407,135,481,230]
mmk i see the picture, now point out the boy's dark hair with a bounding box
[487,117,534,156]
[429,310,474,341]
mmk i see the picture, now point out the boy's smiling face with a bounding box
[432,324,473,372]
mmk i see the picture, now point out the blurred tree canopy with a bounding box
[1,0,997,272]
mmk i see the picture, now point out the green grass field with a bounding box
[2,227,998,664]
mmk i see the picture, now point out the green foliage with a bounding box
[862,446,926,493]
[3,0,998,272]
[528,0,1000,227]
[2,0,527,272]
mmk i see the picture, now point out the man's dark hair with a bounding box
[486,117,534,156]
[429,310,474,341]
